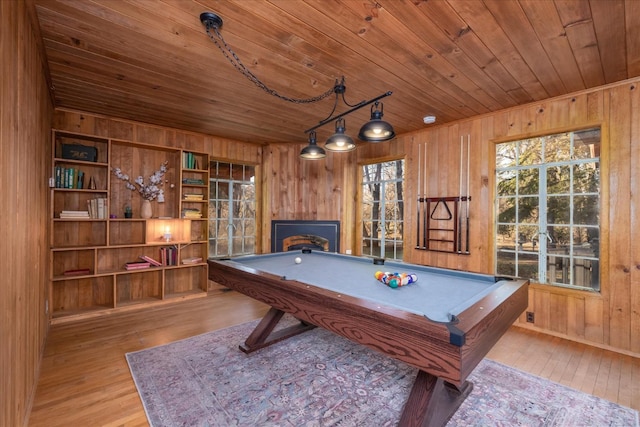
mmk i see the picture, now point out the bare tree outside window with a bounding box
[362,160,405,260]
[209,161,256,257]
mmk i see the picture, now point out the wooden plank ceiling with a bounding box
[33,0,640,145]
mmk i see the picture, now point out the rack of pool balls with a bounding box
[374,271,418,288]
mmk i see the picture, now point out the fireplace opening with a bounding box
[271,220,340,253]
[282,234,329,251]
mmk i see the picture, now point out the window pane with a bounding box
[244,237,255,254]
[572,227,599,257]
[518,225,539,251]
[573,258,596,289]
[547,165,570,194]
[518,169,539,194]
[217,182,228,199]
[244,219,255,236]
[518,138,542,165]
[496,171,517,196]
[497,197,516,223]
[547,196,570,224]
[518,253,539,281]
[548,225,570,248]
[518,196,539,223]
[573,163,599,193]
[215,239,228,256]
[213,162,231,179]
[208,204,217,221]
[545,133,571,163]
[547,254,570,285]
[574,129,601,160]
[497,225,516,250]
[496,142,517,168]
[574,195,599,225]
[497,250,516,276]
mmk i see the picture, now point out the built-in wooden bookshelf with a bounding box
[49,131,210,323]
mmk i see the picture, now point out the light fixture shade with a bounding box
[358,101,395,142]
[300,131,326,160]
[325,118,356,152]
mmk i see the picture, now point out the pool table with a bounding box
[208,250,529,427]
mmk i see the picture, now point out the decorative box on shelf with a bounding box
[61,144,98,162]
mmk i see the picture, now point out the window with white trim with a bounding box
[209,162,256,257]
[362,160,405,260]
[495,128,601,291]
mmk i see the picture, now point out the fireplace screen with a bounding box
[271,220,340,253]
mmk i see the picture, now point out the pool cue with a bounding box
[458,136,463,253]
[466,134,471,253]
[416,143,421,248]
[423,142,428,249]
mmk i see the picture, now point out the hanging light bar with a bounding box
[200,11,395,159]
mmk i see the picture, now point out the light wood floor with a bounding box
[28,291,640,426]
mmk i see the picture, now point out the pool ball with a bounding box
[294,257,302,264]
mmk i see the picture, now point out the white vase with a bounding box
[141,199,152,219]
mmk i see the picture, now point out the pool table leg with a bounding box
[398,370,473,427]
[239,307,316,354]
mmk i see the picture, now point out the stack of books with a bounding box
[181,256,203,265]
[124,261,151,271]
[160,246,178,266]
[59,210,90,219]
[181,208,202,219]
[182,178,204,185]
[182,152,199,169]
[54,166,85,189]
[87,197,108,219]
[63,268,91,276]
[183,193,204,201]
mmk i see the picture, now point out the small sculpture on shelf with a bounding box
[123,204,133,219]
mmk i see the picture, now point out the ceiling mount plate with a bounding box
[200,12,223,30]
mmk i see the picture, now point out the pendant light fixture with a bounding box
[299,131,326,160]
[358,101,396,142]
[325,118,356,152]
[200,11,395,159]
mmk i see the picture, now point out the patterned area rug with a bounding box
[126,318,638,427]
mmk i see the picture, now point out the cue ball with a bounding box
[295,257,302,264]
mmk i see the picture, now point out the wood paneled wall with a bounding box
[355,78,640,355]
[261,143,358,252]
[1,2,53,426]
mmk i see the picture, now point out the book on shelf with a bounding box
[183,193,204,201]
[59,210,90,219]
[63,268,92,276]
[181,257,203,265]
[139,255,162,267]
[124,261,151,270]
[160,246,178,266]
[54,166,86,189]
[86,197,108,219]
[182,152,200,170]
[181,208,202,218]
[182,178,205,185]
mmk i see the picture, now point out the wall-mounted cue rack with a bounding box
[416,196,471,254]
[415,136,471,255]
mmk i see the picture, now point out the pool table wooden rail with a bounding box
[208,258,528,386]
